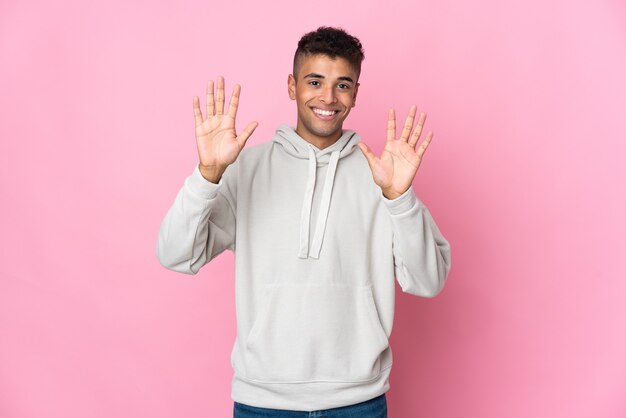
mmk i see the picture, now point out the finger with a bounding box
[357,142,377,171]
[400,105,417,142]
[215,75,225,115]
[386,108,396,142]
[237,121,259,148]
[193,96,203,128]
[206,80,215,119]
[227,84,241,119]
[416,131,433,159]
[409,112,427,147]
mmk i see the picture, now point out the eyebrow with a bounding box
[303,73,355,83]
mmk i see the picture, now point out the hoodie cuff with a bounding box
[185,164,223,200]
[382,186,421,215]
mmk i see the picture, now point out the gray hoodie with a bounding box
[156,124,451,410]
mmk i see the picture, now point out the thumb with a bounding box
[237,121,259,148]
[358,142,377,172]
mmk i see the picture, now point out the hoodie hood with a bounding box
[272,124,361,259]
[273,124,361,164]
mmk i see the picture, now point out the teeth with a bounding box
[314,108,337,116]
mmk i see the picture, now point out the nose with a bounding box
[319,85,336,104]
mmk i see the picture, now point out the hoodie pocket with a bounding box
[244,282,389,383]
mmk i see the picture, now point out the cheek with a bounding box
[342,98,355,109]
[299,90,314,102]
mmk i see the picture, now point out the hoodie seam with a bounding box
[238,362,393,385]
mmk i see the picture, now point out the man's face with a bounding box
[288,54,359,147]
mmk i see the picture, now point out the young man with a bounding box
[157,27,451,417]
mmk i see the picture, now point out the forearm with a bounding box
[383,187,451,297]
[156,165,236,274]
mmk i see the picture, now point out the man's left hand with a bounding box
[358,105,433,200]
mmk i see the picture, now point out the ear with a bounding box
[288,74,296,100]
[352,82,360,108]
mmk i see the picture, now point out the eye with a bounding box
[308,80,320,86]
[338,83,350,90]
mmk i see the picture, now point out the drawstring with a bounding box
[298,146,317,258]
[298,146,341,259]
[309,151,339,259]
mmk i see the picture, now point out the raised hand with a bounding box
[193,76,258,183]
[358,105,433,200]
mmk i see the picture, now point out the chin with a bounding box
[313,128,341,138]
[314,120,344,136]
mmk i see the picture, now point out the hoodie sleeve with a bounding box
[156,164,237,275]
[382,186,451,297]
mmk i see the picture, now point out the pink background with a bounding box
[1,0,625,417]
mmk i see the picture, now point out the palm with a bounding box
[196,113,241,167]
[374,139,421,194]
[193,76,258,172]
[358,106,433,199]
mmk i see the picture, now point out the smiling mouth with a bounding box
[312,108,339,119]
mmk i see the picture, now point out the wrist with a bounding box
[198,163,227,183]
[382,188,402,200]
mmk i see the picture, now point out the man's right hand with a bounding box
[193,76,258,183]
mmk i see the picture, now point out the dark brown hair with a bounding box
[293,26,365,79]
